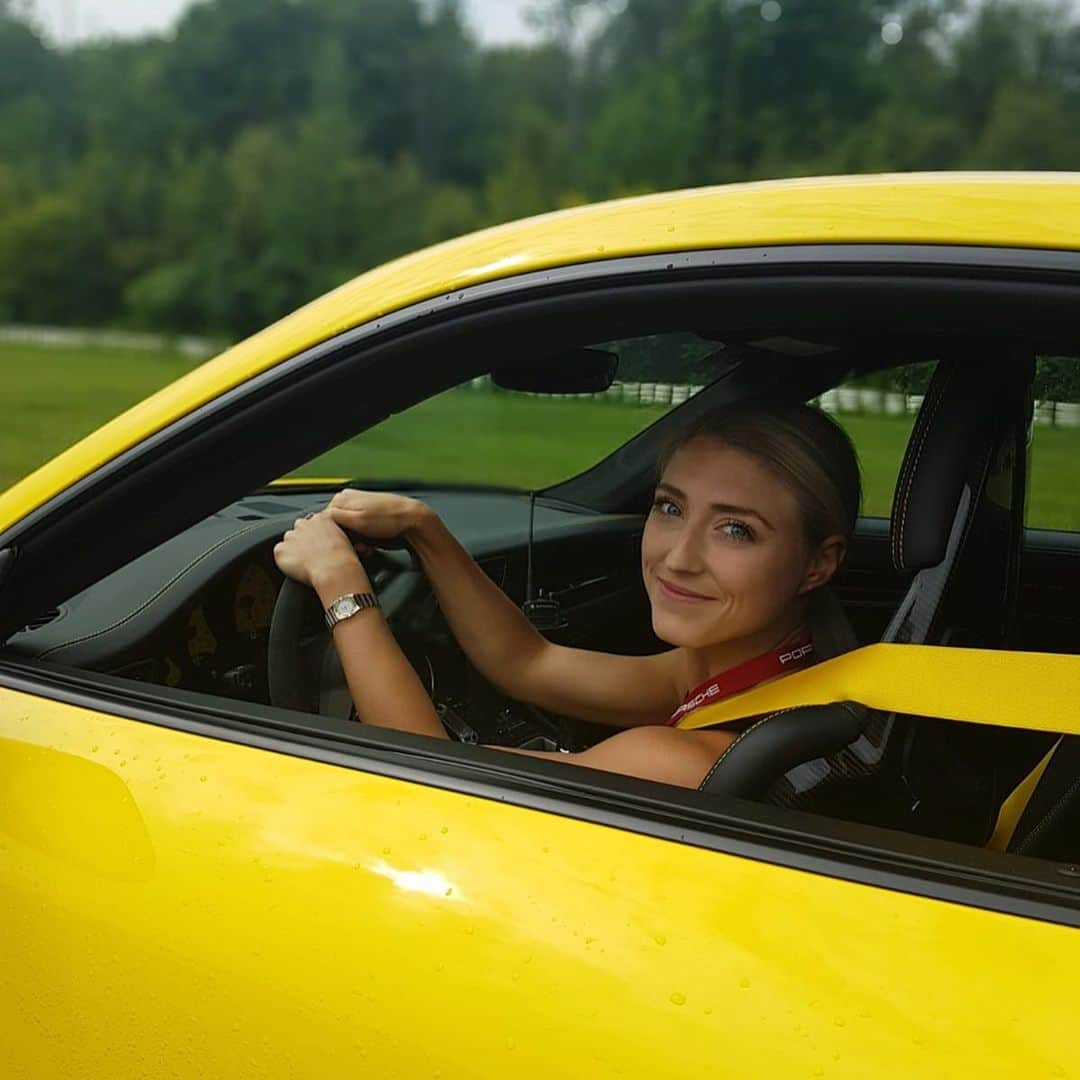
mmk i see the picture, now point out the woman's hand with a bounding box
[273,511,370,592]
[326,489,431,544]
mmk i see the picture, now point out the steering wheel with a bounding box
[267,577,322,712]
[267,541,417,715]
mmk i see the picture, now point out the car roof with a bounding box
[3,171,1080,532]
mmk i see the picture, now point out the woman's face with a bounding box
[641,436,832,650]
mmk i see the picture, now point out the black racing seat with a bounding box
[704,352,1039,829]
[1002,736,1080,862]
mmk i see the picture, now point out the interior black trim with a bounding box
[2,658,1077,927]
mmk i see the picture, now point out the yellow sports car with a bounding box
[3,174,1080,1078]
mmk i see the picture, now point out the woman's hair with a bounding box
[659,400,862,546]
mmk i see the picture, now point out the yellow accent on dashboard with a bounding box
[2,174,1080,532]
[185,605,217,665]
[268,477,350,487]
[676,643,1080,735]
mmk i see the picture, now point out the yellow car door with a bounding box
[3,675,1079,1080]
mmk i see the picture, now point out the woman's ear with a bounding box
[798,535,846,594]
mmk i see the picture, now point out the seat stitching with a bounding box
[894,367,953,571]
[39,521,269,659]
[1016,777,1080,853]
[893,366,951,568]
[698,706,804,790]
[890,379,937,569]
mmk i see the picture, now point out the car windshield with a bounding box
[288,333,719,491]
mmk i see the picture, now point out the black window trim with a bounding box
[5,241,1080,549]
[2,655,1078,928]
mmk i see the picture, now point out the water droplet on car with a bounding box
[669,992,686,1006]
[653,933,666,946]
[440,826,448,834]
[739,977,751,989]
[199,775,207,782]
[90,745,98,753]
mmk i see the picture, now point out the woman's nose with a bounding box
[663,526,705,573]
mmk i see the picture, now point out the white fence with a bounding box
[0,323,222,360]
[9,328,1079,429]
[470,377,1080,427]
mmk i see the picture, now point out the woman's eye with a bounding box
[651,497,681,517]
[719,520,755,542]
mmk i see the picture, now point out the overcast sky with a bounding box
[28,0,1080,46]
[30,0,536,45]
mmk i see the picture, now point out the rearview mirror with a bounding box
[491,348,618,394]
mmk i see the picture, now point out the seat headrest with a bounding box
[890,358,1018,572]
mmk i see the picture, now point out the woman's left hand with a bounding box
[273,511,369,591]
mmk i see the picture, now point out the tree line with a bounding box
[1,0,1078,340]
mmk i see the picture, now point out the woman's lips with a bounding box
[657,578,714,602]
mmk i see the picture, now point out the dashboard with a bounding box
[8,488,660,750]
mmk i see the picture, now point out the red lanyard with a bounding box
[666,634,815,727]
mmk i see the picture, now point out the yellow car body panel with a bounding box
[2,689,1077,1080]
[3,172,1080,532]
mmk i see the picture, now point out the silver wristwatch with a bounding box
[324,592,380,630]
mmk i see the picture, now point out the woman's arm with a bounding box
[274,510,732,790]
[501,726,736,789]
[327,490,683,727]
[274,512,448,739]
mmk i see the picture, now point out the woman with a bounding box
[273,401,861,790]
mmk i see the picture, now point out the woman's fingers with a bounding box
[327,506,378,535]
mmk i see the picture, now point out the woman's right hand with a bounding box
[326,489,432,545]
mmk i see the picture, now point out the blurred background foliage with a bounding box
[1,0,1079,340]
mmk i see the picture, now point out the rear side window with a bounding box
[1027,356,1080,531]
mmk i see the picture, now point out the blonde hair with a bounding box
[659,401,862,546]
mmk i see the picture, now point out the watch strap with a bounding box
[324,592,380,630]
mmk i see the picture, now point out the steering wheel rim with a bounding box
[268,542,418,714]
[267,577,316,712]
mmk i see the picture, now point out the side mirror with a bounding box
[492,348,618,395]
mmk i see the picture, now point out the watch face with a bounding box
[331,597,357,619]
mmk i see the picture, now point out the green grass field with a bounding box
[3,342,1079,528]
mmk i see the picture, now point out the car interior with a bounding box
[4,270,1080,880]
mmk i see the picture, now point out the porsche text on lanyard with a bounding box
[666,635,815,727]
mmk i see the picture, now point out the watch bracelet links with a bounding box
[324,591,380,630]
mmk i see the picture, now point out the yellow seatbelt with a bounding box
[986,737,1065,853]
[676,643,1080,735]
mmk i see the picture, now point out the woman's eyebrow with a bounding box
[655,482,774,530]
